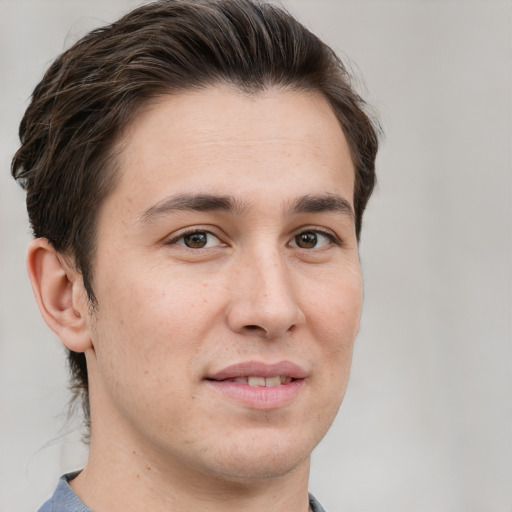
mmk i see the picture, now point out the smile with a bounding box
[205,361,306,409]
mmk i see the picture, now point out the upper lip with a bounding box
[207,360,308,381]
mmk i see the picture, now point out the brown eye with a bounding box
[181,232,211,248]
[172,230,222,249]
[290,230,335,250]
[184,232,207,248]
[295,231,318,249]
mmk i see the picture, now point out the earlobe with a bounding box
[27,238,93,353]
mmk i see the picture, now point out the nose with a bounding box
[226,248,305,339]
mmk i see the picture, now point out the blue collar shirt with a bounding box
[39,473,328,512]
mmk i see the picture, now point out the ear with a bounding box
[27,238,93,353]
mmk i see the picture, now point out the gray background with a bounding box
[1,1,511,511]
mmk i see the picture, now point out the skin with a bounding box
[28,86,362,512]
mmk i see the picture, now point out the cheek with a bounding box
[302,282,360,437]
[91,263,223,378]
[304,269,362,383]
[308,269,363,340]
[88,279,204,427]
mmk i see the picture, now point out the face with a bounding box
[83,86,362,482]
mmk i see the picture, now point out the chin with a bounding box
[187,397,343,483]
[194,428,318,483]
[210,450,310,482]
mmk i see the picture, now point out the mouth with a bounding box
[218,376,293,386]
[207,360,307,381]
[205,361,306,409]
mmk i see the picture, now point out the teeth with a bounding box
[248,376,266,387]
[223,376,293,386]
[242,376,290,387]
[265,376,281,387]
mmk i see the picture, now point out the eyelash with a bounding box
[165,228,223,249]
[290,229,341,249]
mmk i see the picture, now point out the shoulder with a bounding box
[309,493,328,512]
[37,473,92,512]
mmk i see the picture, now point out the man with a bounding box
[12,1,379,511]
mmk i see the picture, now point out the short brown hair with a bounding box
[12,0,379,430]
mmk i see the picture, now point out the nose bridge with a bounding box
[227,241,303,337]
[253,245,292,304]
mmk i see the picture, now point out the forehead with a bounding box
[107,86,355,218]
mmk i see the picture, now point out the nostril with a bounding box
[245,325,261,330]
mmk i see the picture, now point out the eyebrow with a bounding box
[290,194,354,218]
[139,192,354,223]
[139,193,245,222]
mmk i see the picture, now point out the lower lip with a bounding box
[206,379,304,410]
